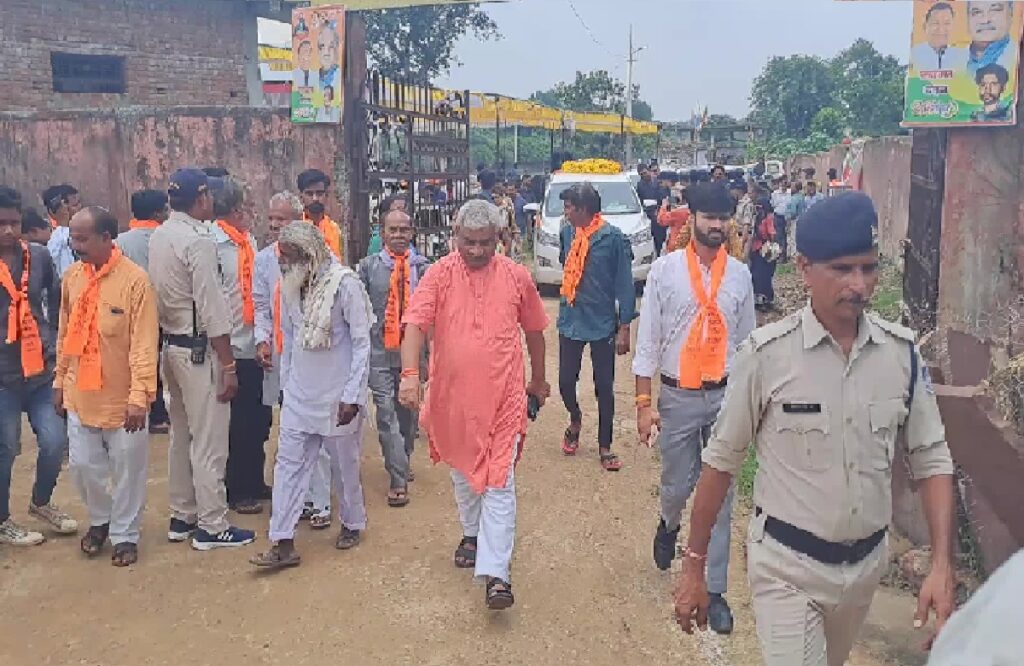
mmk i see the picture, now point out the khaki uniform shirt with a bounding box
[703,304,953,543]
[147,212,232,339]
[54,257,159,429]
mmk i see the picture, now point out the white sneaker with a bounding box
[28,503,78,535]
[0,518,45,546]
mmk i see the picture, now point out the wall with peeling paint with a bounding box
[0,107,348,249]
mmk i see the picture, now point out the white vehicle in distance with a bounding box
[527,171,657,287]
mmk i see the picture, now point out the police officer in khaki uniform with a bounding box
[674,192,957,665]
[148,169,255,551]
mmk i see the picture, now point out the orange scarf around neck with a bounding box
[63,247,123,390]
[383,249,410,351]
[304,213,343,262]
[216,220,255,326]
[0,242,45,377]
[679,241,728,389]
[128,218,161,230]
[272,244,283,355]
[560,214,604,306]
[48,216,59,230]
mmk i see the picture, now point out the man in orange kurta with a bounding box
[399,199,549,612]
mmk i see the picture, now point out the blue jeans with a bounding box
[0,379,68,522]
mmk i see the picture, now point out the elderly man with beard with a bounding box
[399,199,549,611]
[359,210,429,507]
[250,222,372,569]
[633,183,755,635]
[254,192,333,527]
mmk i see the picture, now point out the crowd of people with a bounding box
[0,160,978,662]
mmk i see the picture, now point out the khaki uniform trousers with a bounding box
[162,346,230,534]
[746,512,888,666]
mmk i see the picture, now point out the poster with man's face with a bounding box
[903,1,1024,127]
[291,5,346,124]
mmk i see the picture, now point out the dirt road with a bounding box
[1,297,927,666]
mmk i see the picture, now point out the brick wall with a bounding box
[0,0,250,112]
[0,107,351,255]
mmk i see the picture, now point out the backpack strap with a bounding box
[907,340,918,410]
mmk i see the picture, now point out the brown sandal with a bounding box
[111,542,138,567]
[387,488,410,508]
[250,546,302,569]
[80,524,109,557]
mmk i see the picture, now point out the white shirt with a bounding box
[633,250,755,381]
[213,224,259,360]
[279,263,372,436]
[911,43,967,73]
[927,548,1024,665]
[47,226,76,278]
[771,189,790,216]
[253,243,282,405]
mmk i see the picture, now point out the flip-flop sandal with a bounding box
[111,542,138,567]
[600,452,623,472]
[299,503,316,521]
[80,524,109,557]
[310,512,332,530]
[250,548,301,569]
[486,578,515,610]
[562,427,581,456]
[453,536,477,569]
[387,488,410,508]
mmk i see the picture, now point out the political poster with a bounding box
[903,1,1024,127]
[291,5,345,124]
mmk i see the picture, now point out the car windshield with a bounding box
[544,181,642,217]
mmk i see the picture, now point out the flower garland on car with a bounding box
[560,158,622,175]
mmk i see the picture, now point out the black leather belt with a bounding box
[661,374,728,391]
[163,333,207,349]
[756,507,885,566]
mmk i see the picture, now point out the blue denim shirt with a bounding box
[557,223,637,342]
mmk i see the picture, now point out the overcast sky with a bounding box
[435,0,914,121]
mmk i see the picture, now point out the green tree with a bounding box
[360,5,499,84]
[749,55,836,138]
[531,70,654,120]
[830,38,904,137]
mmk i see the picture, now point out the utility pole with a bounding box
[625,25,644,167]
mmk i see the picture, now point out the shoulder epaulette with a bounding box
[748,313,801,350]
[868,312,916,342]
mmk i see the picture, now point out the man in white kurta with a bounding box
[251,222,372,568]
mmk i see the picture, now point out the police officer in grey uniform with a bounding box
[674,192,957,665]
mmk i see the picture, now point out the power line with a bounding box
[564,0,624,59]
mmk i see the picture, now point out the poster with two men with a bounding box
[903,1,1024,127]
[291,5,345,124]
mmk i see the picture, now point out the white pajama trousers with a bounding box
[269,420,367,542]
[450,452,517,583]
[67,412,149,545]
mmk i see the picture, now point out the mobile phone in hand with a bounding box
[527,394,541,421]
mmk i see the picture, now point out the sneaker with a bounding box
[653,519,680,571]
[167,518,198,542]
[191,526,256,551]
[707,593,735,635]
[0,518,45,546]
[28,502,78,535]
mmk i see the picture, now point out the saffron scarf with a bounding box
[63,247,123,390]
[304,213,343,262]
[560,214,604,305]
[273,244,283,355]
[0,242,45,377]
[128,218,161,230]
[383,249,410,350]
[48,216,59,230]
[216,221,255,326]
[678,241,728,389]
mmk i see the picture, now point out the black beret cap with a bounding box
[796,191,878,261]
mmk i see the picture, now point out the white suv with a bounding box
[530,172,656,286]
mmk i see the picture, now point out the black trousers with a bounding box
[650,215,667,256]
[226,359,273,504]
[150,329,168,424]
[558,334,616,448]
[750,251,777,303]
[775,215,788,261]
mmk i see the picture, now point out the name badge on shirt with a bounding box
[782,402,822,414]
